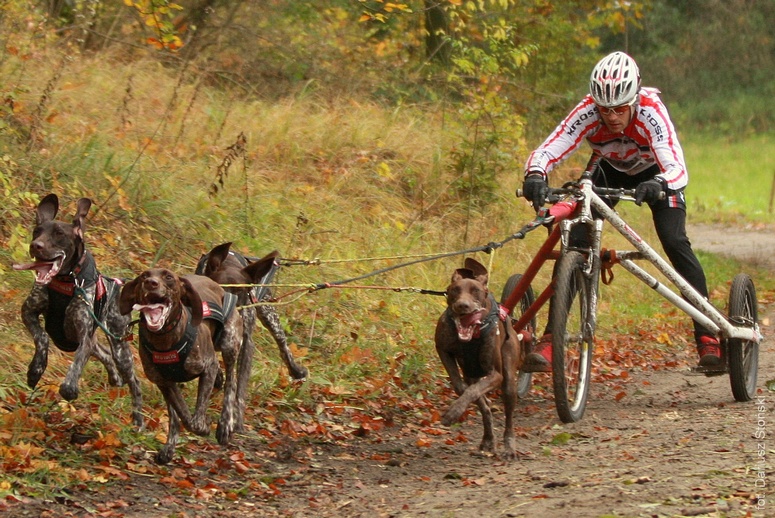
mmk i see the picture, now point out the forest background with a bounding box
[0,0,774,508]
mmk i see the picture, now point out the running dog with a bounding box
[119,268,243,464]
[196,242,307,431]
[435,258,522,459]
[13,194,143,428]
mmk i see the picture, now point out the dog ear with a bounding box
[451,267,474,282]
[36,194,59,225]
[180,276,204,327]
[204,242,233,276]
[118,277,139,315]
[463,258,489,286]
[243,250,280,283]
[72,198,92,240]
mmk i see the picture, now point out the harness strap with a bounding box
[140,306,199,383]
[44,251,112,351]
[601,248,616,285]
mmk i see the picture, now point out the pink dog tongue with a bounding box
[455,309,486,342]
[12,261,60,284]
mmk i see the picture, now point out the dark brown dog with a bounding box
[13,194,143,429]
[196,243,307,432]
[435,258,522,459]
[119,269,243,464]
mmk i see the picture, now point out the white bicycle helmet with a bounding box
[589,51,641,107]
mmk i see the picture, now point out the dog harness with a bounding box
[195,250,279,304]
[446,293,511,379]
[139,292,237,383]
[44,250,120,352]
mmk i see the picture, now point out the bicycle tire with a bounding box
[727,273,759,402]
[550,251,595,423]
[500,273,536,398]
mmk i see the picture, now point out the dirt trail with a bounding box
[688,223,775,270]
[5,224,774,518]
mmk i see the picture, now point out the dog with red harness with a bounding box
[119,268,243,464]
[434,258,522,459]
[13,193,143,429]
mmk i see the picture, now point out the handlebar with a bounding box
[516,184,665,203]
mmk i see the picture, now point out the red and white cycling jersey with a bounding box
[525,87,687,190]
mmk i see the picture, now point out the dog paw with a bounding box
[131,411,145,431]
[501,449,518,461]
[59,383,79,401]
[441,402,465,426]
[107,370,123,387]
[440,413,457,427]
[189,419,210,436]
[478,439,495,453]
[215,422,232,446]
[501,437,518,460]
[155,447,174,465]
[27,368,44,389]
[290,365,309,380]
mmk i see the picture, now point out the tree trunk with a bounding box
[424,0,451,65]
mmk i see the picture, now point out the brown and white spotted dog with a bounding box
[435,258,522,459]
[119,269,243,464]
[196,243,307,432]
[13,194,143,429]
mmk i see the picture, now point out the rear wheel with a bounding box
[550,251,595,423]
[727,274,759,401]
[501,273,536,398]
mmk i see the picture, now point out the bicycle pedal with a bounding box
[689,365,728,377]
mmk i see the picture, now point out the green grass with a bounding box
[682,132,775,223]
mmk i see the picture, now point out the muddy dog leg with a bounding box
[107,337,144,429]
[158,369,216,438]
[500,345,519,459]
[156,400,182,465]
[216,314,242,446]
[88,341,123,387]
[437,346,501,452]
[21,285,50,390]
[473,395,495,452]
[104,302,144,429]
[233,308,256,433]
[59,297,103,401]
[256,304,308,380]
[441,371,503,426]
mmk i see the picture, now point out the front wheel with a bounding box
[727,273,759,402]
[550,251,595,423]
[500,273,536,398]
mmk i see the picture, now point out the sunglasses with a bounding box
[597,104,631,116]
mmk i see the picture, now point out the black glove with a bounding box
[634,178,665,206]
[522,173,548,211]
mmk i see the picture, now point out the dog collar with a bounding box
[140,306,200,383]
[48,251,99,296]
[472,293,502,338]
[445,293,506,341]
